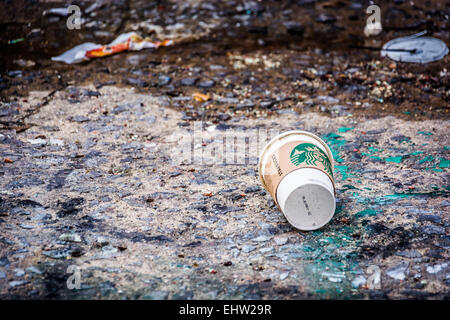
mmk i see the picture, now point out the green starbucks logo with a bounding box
[290,143,333,177]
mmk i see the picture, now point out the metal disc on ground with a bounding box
[381,36,448,63]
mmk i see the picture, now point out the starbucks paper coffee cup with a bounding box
[258,130,336,230]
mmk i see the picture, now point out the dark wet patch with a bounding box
[183,241,202,247]
[75,215,99,230]
[359,226,422,259]
[0,196,44,216]
[367,223,390,235]
[112,231,174,244]
[56,197,85,218]
[47,169,73,191]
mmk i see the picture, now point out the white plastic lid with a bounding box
[381,36,448,64]
[277,167,336,231]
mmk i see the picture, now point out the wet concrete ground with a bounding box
[0,0,449,299]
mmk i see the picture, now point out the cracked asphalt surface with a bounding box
[0,0,449,299]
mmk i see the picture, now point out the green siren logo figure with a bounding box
[290,143,333,177]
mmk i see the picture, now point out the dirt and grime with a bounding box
[0,0,449,299]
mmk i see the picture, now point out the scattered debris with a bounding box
[381,31,449,63]
[43,7,71,17]
[52,32,173,64]
[192,92,210,102]
[8,38,24,45]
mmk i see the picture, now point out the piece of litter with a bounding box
[322,271,345,283]
[43,8,71,17]
[49,138,64,146]
[52,43,100,64]
[8,38,24,45]
[426,263,448,274]
[192,92,210,102]
[352,275,366,288]
[274,237,288,246]
[280,272,289,280]
[27,138,47,146]
[26,266,43,275]
[59,233,82,243]
[252,235,272,242]
[9,280,29,288]
[386,262,409,280]
[52,32,173,64]
[381,32,448,64]
[14,59,35,67]
[241,245,256,253]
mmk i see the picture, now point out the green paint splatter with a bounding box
[334,204,344,215]
[284,196,366,299]
[439,158,450,168]
[326,132,343,140]
[355,209,378,218]
[335,165,352,180]
[322,133,346,163]
[362,147,384,157]
[418,131,433,136]
[383,191,449,201]
[368,147,382,153]
[342,184,358,192]
[385,156,403,163]
[419,155,434,164]
[410,151,424,156]
[337,127,354,133]
[354,190,450,206]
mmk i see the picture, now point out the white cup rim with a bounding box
[276,167,336,230]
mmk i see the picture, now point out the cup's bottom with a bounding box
[277,168,336,231]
